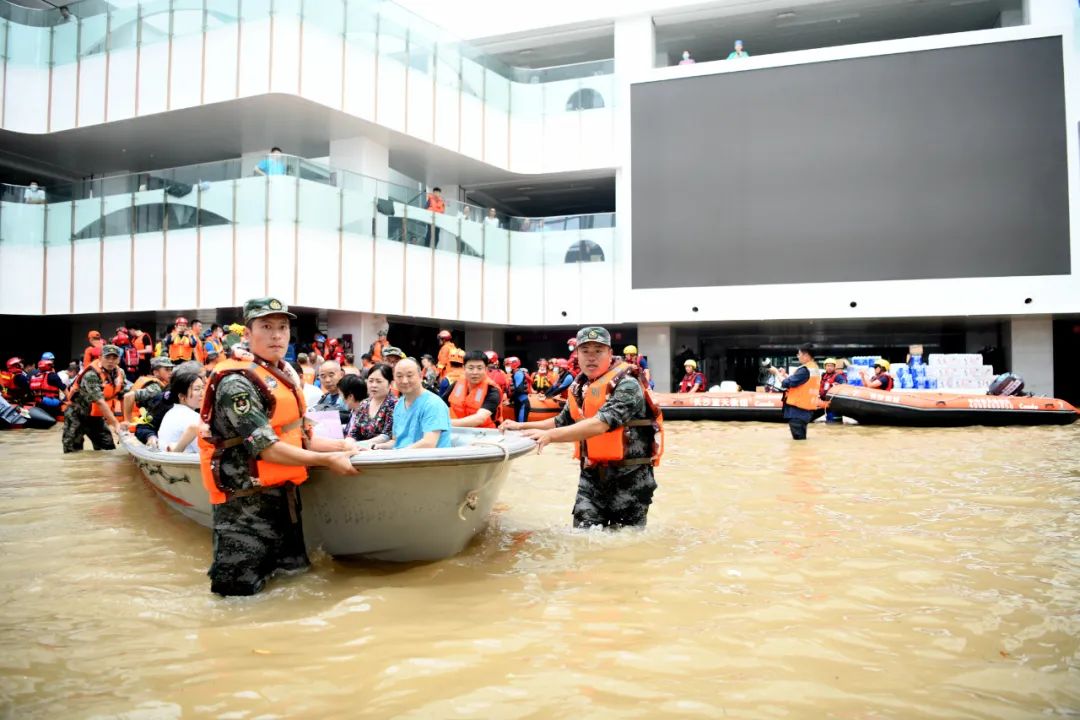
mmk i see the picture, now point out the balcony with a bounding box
[0,155,618,325]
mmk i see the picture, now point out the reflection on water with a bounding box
[1,422,1078,717]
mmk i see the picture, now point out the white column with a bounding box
[613,15,655,318]
[329,136,390,181]
[638,322,672,392]
[1024,0,1072,25]
[327,310,388,360]
[1008,315,1054,396]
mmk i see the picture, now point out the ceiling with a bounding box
[465,173,615,216]
[472,22,615,69]
[654,0,1019,63]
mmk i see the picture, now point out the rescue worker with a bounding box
[566,337,581,376]
[129,323,154,377]
[446,350,503,428]
[502,327,663,529]
[63,344,125,452]
[204,324,226,359]
[122,357,175,424]
[546,358,575,399]
[369,329,390,363]
[311,333,329,363]
[163,316,198,362]
[863,359,895,391]
[420,354,439,391]
[623,345,653,389]
[436,329,457,380]
[326,337,346,365]
[503,356,531,423]
[191,320,207,364]
[819,358,847,423]
[382,346,406,369]
[532,359,553,394]
[438,348,466,397]
[113,330,141,381]
[30,357,65,417]
[199,297,358,597]
[82,330,104,368]
[678,360,705,393]
[1,357,33,405]
[486,351,510,396]
[771,345,820,440]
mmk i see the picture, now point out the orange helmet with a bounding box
[113,332,129,345]
[554,358,569,369]
[6,357,23,370]
[449,348,466,364]
[37,360,52,371]
[505,356,521,370]
[328,338,340,347]
[175,316,189,326]
[438,330,452,341]
[484,350,499,366]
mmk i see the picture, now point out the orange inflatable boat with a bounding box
[654,391,826,423]
[826,384,1079,426]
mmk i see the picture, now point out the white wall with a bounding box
[1008,316,1055,396]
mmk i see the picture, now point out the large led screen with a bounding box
[630,37,1070,288]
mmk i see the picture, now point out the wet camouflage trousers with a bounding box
[61,407,115,453]
[572,465,656,529]
[208,484,310,596]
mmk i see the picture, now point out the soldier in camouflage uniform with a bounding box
[132,361,205,448]
[122,356,174,425]
[501,326,662,529]
[203,298,359,597]
[62,344,126,453]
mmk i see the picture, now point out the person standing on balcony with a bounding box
[727,40,750,59]
[426,187,446,214]
[678,50,696,65]
[485,208,501,228]
[255,147,288,177]
[23,181,46,204]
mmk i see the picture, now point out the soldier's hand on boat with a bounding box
[146,436,159,450]
[323,451,360,475]
[520,428,551,452]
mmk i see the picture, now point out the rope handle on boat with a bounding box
[457,435,511,521]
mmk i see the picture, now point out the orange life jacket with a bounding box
[194,339,207,365]
[198,358,308,505]
[30,371,64,401]
[370,338,388,363]
[168,331,194,361]
[444,365,464,386]
[427,193,446,213]
[437,342,457,379]
[205,338,225,357]
[448,376,503,429]
[784,361,822,411]
[126,376,164,429]
[69,362,124,417]
[133,331,153,359]
[0,370,18,400]
[567,362,664,468]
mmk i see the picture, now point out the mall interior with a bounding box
[0,0,1076,400]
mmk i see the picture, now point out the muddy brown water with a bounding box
[1,421,1078,718]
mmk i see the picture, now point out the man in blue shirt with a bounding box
[255,147,288,176]
[374,358,451,449]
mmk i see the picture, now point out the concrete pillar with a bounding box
[1024,0,1071,25]
[998,8,1024,26]
[327,310,388,360]
[638,323,672,392]
[329,136,390,181]
[1008,315,1054,396]
[613,15,656,312]
[464,327,504,356]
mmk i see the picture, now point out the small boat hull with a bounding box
[826,385,1079,427]
[0,405,58,430]
[497,395,564,424]
[655,392,825,423]
[120,429,536,562]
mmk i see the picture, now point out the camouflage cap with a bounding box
[101,344,121,357]
[382,346,406,358]
[150,357,174,369]
[575,326,612,348]
[242,297,296,324]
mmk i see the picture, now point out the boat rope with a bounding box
[457,435,511,521]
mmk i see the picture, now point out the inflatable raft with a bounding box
[826,385,1079,427]
[0,398,57,430]
[497,394,564,424]
[120,428,536,562]
[654,391,825,423]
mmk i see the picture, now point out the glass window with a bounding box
[79,13,108,58]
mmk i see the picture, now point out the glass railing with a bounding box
[0,155,616,267]
[0,0,616,115]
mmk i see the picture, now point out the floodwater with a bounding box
[1,421,1079,719]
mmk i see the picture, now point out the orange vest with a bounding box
[198,358,308,505]
[784,361,822,411]
[427,193,445,213]
[168,331,194,361]
[437,342,457,379]
[371,338,388,363]
[567,363,664,468]
[70,362,124,417]
[449,377,502,429]
[194,338,207,364]
[444,365,464,386]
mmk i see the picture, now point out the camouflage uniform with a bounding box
[206,298,309,597]
[554,374,658,529]
[61,365,121,453]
